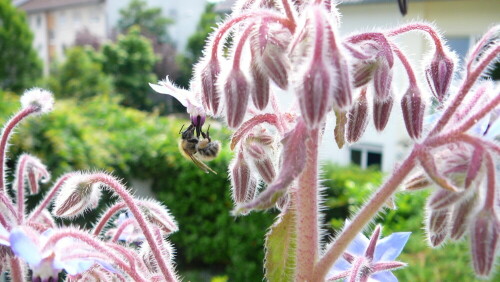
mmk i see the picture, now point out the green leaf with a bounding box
[264,207,297,281]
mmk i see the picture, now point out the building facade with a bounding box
[16,0,107,75]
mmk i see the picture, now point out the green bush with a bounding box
[0,91,274,281]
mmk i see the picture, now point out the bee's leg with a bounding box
[206,125,212,142]
[195,115,202,138]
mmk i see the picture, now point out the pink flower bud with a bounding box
[352,60,377,88]
[334,110,347,149]
[245,142,275,184]
[450,195,477,240]
[427,208,450,247]
[464,145,484,189]
[230,151,257,204]
[296,61,333,128]
[250,22,291,90]
[420,151,459,192]
[331,54,353,110]
[401,86,425,139]
[223,68,250,128]
[373,58,393,101]
[428,189,468,210]
[373,94,393,131]
[346,88,369,143]
[250,63,270,110]
[138,200,179,234]
[53,173,102,218]
[403,174,431,191]
[425,49,454,103]
[470,209,499,277]
[200,58,222,115]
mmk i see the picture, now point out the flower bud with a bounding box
[403,174,431,191]
[425,49,454,103]
[245,141,275,184]
[428,189,468,210]
[15,154,50,195]
[470,209,499,276]
[250,62,270,110]
[200,58,222,115]
[230,151,257,204]
[373,58,393,101]
[250,22,290,90]
[373,94,393,131]
[427,208,450,247]
[464,145,484,189]
[346,88,369,143]
[223,68,250,128]
[401,86,425,139]
[334,110,347,149]
[53,173,102,218]
[352,60,377,88]
[138,200,179,235]
[331,54,353,110]
[296,61,333,128]
[450,195,477,240]
[21,88,55,114]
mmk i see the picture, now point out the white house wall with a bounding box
[319,0,500,172]
[27,12,49,74]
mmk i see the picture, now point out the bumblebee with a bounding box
[179,124,220,174]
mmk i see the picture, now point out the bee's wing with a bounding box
[189,154,217,174]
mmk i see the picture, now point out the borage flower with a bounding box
[327,224,410,281]
[8,227,112,281]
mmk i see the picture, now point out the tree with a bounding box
[176,3,220,87]
[117,0,173,43]
[48,47,113,100]
[0,0,42,91]
[101,26,158,110]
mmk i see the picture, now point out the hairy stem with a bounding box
[28,173,74,222]
[92,201,127,236]
[15,156,28,224]
[9,257,24,282]
[296,128,319,281]
[313,149,418,281]
[91,173,176,281]
[0,106,37,193]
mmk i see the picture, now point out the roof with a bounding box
[18,0,105,13]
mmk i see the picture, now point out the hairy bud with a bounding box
[334,110,347,149]
[245,141,275,184]
[223,68,250,128]
[346,88,369,143]
[21,88,54,114]
[373,58,393,101]
[230,151,257,204]
[373,94,394,131]
[200,58,222,115]
[53,173,101,218]
[427,208,450,247]
[425,49,454,103]
[250,63,270,110]
[401,86,425,139]
[450,195,477,240]
[470,209,499,277]
[296,61,333,128]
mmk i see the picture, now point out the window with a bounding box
[350,144,383,170]
[89,8,100,22]
[36,15,42,27]
[59,11,66,25]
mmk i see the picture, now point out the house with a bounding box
[215,0,500,172]
[106,0,209,52]
[16,0,108,75]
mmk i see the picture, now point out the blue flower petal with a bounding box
[370,271,398,282]
[61,259,94,275]
[374,232,411,262]
[331,257,351,272]
[346,233,369,256]
[9,229,42,265]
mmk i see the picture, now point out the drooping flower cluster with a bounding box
[151,0,499,280]
[0,89,179,281]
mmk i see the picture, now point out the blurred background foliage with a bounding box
[2,89,499,280]
[1,0,499,280]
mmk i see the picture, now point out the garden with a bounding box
[1,0,499,281]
